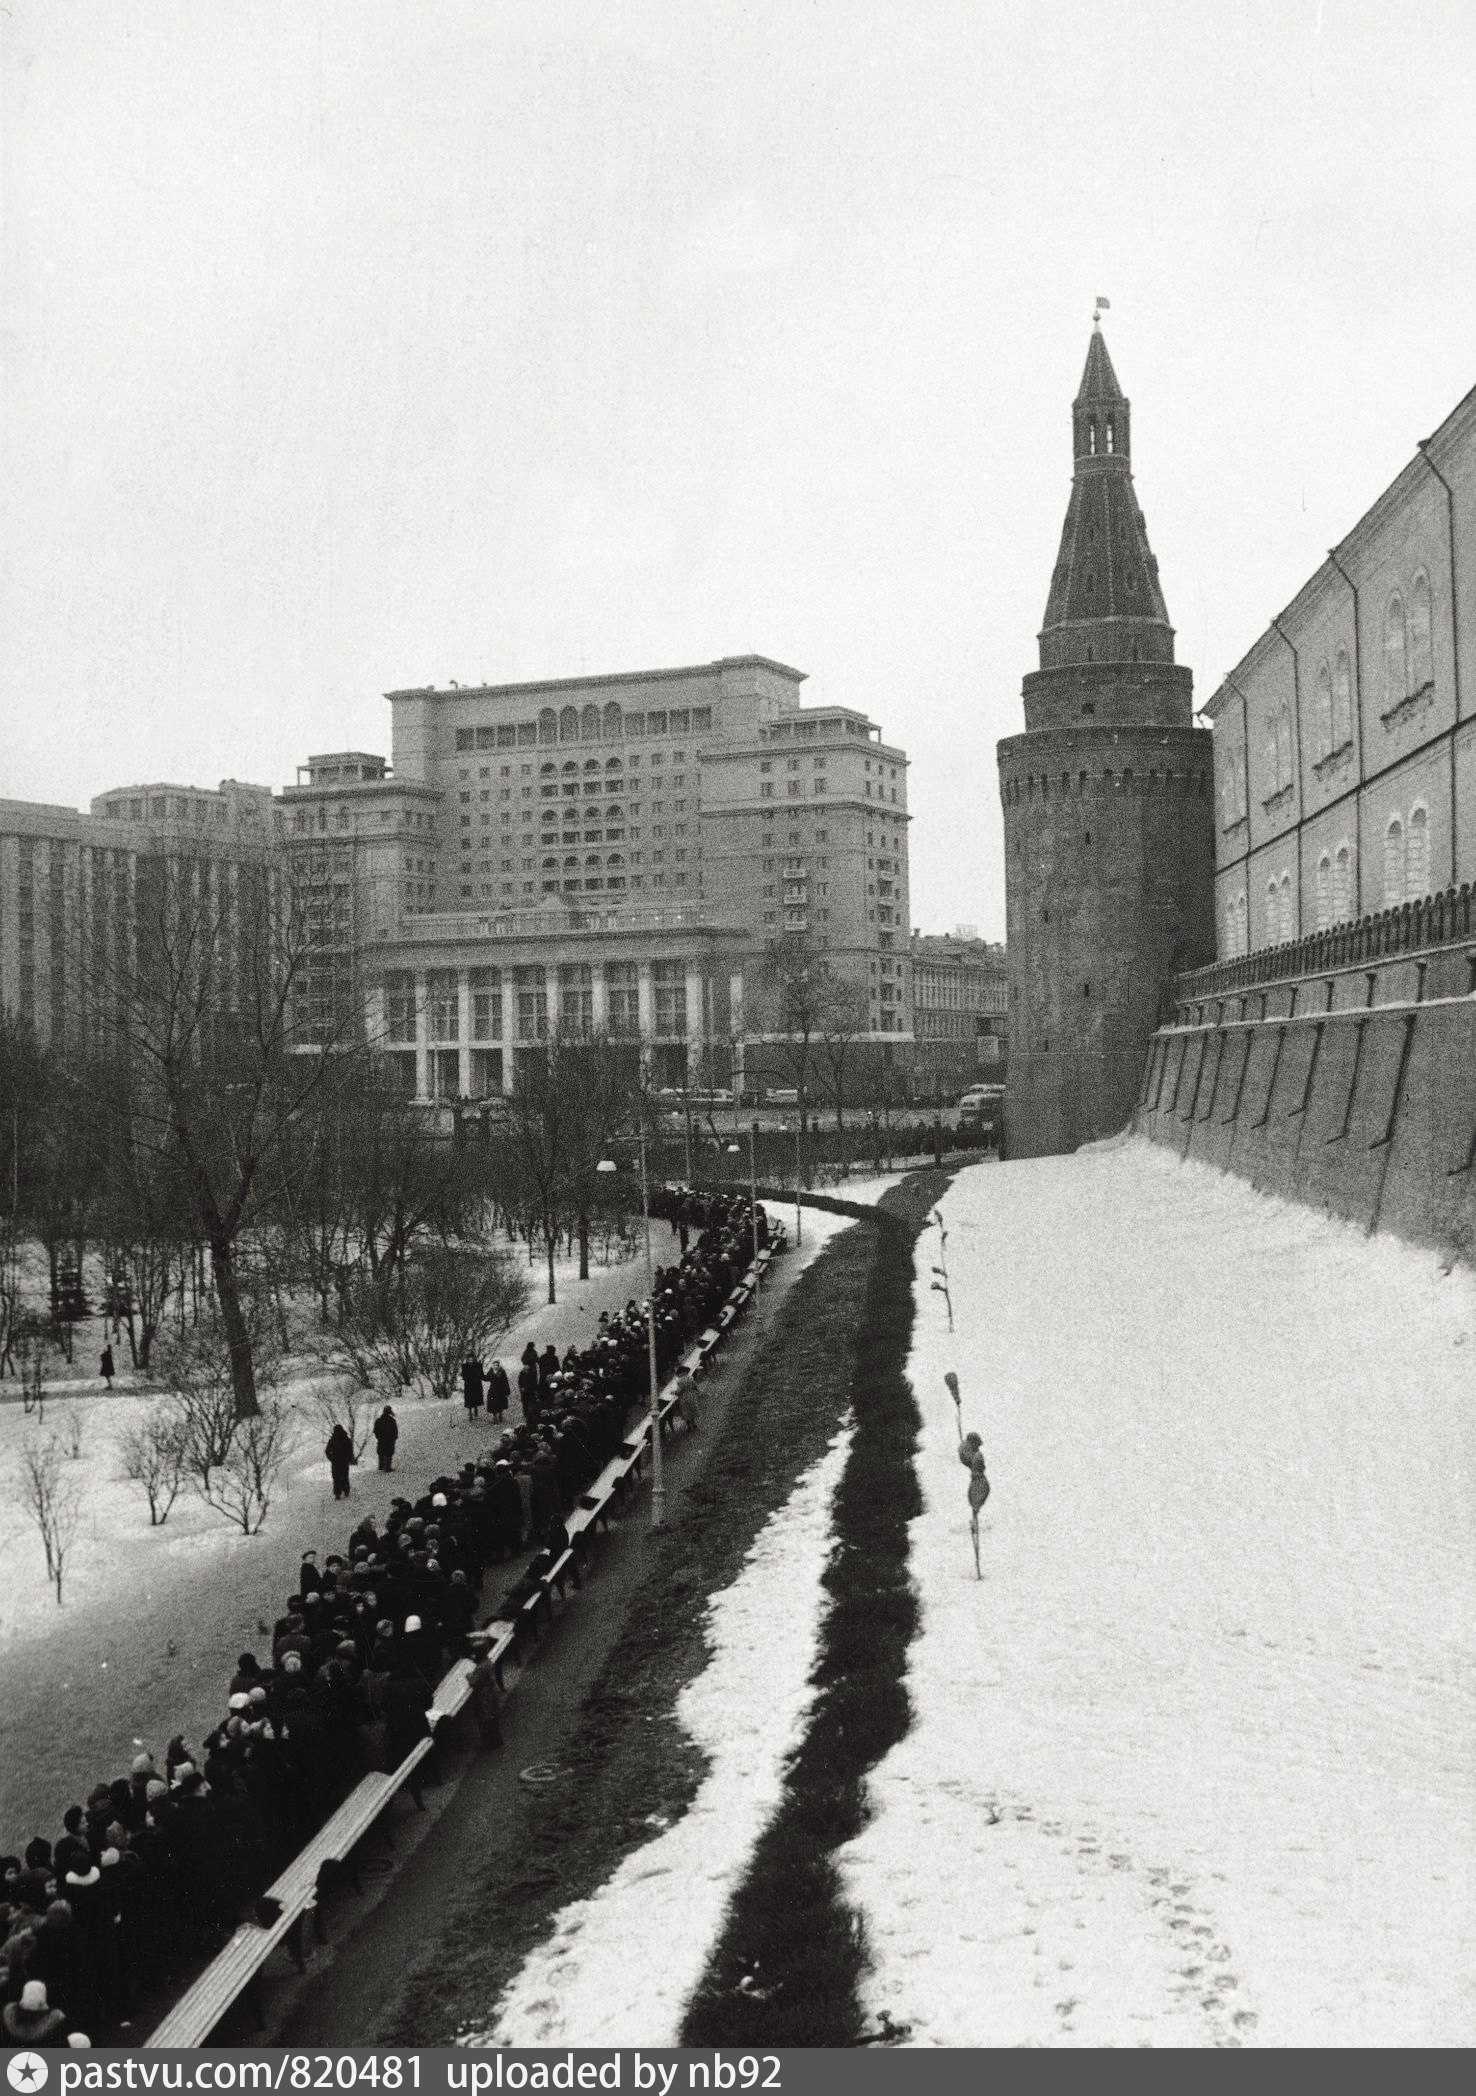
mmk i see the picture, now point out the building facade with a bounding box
[0,780,282,1052]
[1205,382,1476,960]
[909,929,1008,1099]
[281,655,913,1099]
[998,324,1215,1157]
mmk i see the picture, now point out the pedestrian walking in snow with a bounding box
[372,1405,399,1472]
[461,1355,485,1422]
[486,1359,511,1422]
[99,1345,115,1390]
[325,1424,355,1500]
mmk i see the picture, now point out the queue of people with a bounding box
[0,1188,768,2048]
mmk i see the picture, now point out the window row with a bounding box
[455,705,712,752]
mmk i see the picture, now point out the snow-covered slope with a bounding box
[840,1140,1476,2047]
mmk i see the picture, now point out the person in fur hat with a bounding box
[3,1977,74,2047]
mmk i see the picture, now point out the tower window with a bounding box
[1105,416,1116,453]
[1088,419,1098,455]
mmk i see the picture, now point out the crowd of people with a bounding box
[0,1188,769,2048]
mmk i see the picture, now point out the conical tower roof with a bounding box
[1038,325,1176,670]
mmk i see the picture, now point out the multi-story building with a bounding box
[1205,379,1476,958]
[281,655,913,1099]
[909,929,1008,1099]
[0,779,281,1052]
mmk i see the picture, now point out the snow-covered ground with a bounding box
[840,1138,1476,2047]
[467,1426,854,2049]
[0,1232,682,1841]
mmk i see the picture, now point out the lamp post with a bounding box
[597,1128,665,1530]
[726,1131,762,1301]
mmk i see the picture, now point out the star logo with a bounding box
[7,2057,48,2093]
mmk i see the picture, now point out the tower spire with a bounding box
[1038,326,1174,671]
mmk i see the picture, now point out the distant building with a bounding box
[0,780,281,1052]
[281,655,913,1099]
[909,929,1008,1098]
[998,324,1215,1157]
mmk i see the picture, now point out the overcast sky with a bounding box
[3,0,1474,938]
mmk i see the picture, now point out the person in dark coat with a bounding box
[485,1359,511,1421]
[325,1425,355,1499]
[460,1356,485,1421]
[372,1405,399,1472]
[99,1344,115,1389]
[517,1360,540,1426]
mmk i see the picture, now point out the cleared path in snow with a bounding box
[840,1139,1476,2047]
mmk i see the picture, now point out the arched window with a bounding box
[1265,713,1280,786]
[583,757,600,774]
[606,852,624,869]
[605,803,623,822]
[605,755,623,772]
[1410,571,1433,691]
[562,759,578,775]
[1235,890,1248,956]
[1384,816,1405,908]
[1277,701,1293,787]
[1333,651,1353,748]
[1334,842,1352,924]
[539,760,557,777]
[582,704,601,741]
[1316,853,1332,931]
[1266,879,1281,946]
[1315,661,1333,758]
[1384,595,1407,705]
[1088,417,1098,455]
[560,705,579,742]
[1279,872,1294,944]
[1105,415,1116,454]
[603,701,623,739]
[1408,803,1429,900]
[539,707,558,744]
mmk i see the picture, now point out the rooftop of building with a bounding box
[383,654,807,702]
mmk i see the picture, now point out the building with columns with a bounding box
[281,655,913,1100]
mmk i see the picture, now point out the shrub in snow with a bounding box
[116,1408,190,1526]
[11,1432,82,1603]
[199,1399,295,1535]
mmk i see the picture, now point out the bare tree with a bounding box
[154,1304,282,1497]
[495,1041,576,1304]
[117,1407,189,1526]
[307,1374,375,1463]
[339,1244,528,1402]
[201,1400,295,1535]
[13,1436,82,1603]
[85,847,370,1420]
[59,1398,86,1461]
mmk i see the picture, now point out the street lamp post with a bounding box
[726,1129,762,1301]
[597,1128,665,1530]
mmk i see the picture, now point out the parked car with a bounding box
[766,1086,800,1106]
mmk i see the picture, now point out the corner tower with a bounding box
[998,323,1214,1158]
